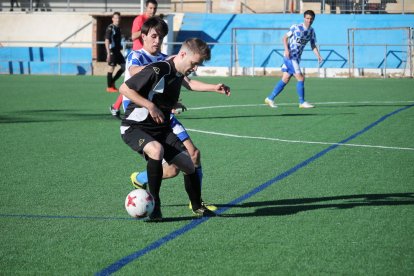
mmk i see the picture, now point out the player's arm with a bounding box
[129,65,146,77]
[105,39,111,62]
[282,34,290,58]
[131,17,143,42]
[119,82,165,124]
[311,42,323,64]
[183,77,231,96]
[131,30,142,41]
[104,27,112,62]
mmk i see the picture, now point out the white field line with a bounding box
[186,128,414,151]
[187,100,414,111]
[184,101,414,151]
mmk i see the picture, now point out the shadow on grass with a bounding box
[0,109,118,124]
[216,192,414,217]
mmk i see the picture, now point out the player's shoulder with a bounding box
[128,49,143,58]
[145,60,171,75]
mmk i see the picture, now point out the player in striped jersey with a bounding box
[120,17,230,212]
[265,10,323,109]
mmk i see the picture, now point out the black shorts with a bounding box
[108,50,125,66]
[121,126,186,163]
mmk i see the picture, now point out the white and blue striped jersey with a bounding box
[124,49,168,81]
[286,23,317,61]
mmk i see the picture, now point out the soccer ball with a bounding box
[125,189,155,218]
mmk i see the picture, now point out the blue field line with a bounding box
[95,103,414,275]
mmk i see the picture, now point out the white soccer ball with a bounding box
[125,189,155,218]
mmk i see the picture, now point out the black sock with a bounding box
[147,158,163,207]
[184,172,202,210]
[107,72,113,87]
[112,68,125,84]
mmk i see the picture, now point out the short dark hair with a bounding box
[112,12,121,17]
[304,10,315,18]
[141,16,168,37]
[182,38,211,61]
[146,0,158,6]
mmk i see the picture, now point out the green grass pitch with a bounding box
[0,75,413,275]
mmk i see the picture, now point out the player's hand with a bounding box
[318,56,324,64]
[216,83,231,96]
[148,105,165,124]
[172,101,187,114]
[284,49,290,58]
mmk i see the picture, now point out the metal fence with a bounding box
[1,0,412,13]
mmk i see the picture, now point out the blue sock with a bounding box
[195,166,203,190]
[297,81,305,104]
[137,171,148,185]
[267,80,286,100]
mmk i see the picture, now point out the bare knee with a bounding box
[143,141,163,160]
[295,74,305,82]
[163,163,180,179]
[281,73,291,83]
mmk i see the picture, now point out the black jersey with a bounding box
[105,23,122,51]
[122,59,184,133]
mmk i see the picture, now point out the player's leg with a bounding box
[121,127,164,220]
[131,161,180,189]
[265,57,293,108]
[170,115,217,210]
[106,65,117,92]
[110,94,122,118]
[164,133,215,217]
[293,71,314,108]
[112,56,125,89]
[182,139,217,211]
[142,141,164,221]
[290,60,314,108]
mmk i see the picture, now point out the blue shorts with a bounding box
[281,57,301,75]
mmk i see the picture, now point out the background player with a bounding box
[122,17,230,212]
[110,0,158,117]
[264,10,323,109]
[131,0,158,51]
[105,12,125,93]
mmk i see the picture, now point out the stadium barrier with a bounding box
[0,45,92,75]
[0,41,412,78]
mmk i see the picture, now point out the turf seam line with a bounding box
[95,104,413,276]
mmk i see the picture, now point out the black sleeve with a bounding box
[105,25,112,40]
[181,77,191,90]
[125,65,157,98]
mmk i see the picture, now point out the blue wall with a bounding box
[176,13,414,69]
[0,47,92,75]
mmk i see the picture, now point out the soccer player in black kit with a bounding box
[105,12,125,93]
[119,38,219,221]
